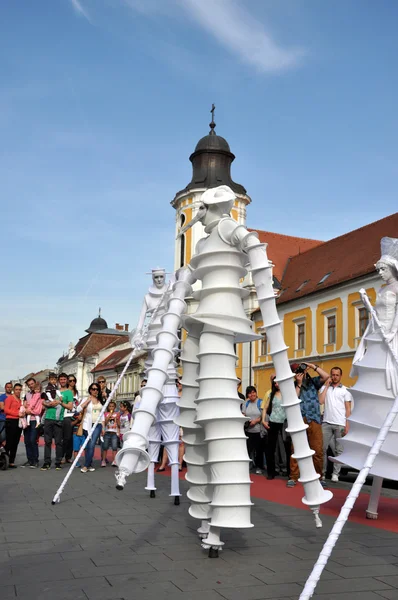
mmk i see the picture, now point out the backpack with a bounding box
[245,399,262,412]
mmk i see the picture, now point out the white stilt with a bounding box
[311,506,322,528]
[201,525,224,549]
[366,475,383,519]
[170,463,180,497]
[225,220,332,523]
[145,462,156,491]
[197,519,210,539]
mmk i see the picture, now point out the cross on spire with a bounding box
[98,307,101,318]
[209,103,216,133]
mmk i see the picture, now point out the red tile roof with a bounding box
[249,229,324,283]
[92,349,132,373]
[277,212,398,305]
[58,333,128,364]
[106,337,130,350]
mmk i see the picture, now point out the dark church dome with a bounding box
[86,313,108,333]
[173,107,247,199]
[194,131,231,153]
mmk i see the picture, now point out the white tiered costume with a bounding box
[115,186,332,555]
[129,269,181,503]
[338,237,398,519]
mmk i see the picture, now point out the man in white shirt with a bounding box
[319,367,353,483]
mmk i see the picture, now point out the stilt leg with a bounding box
[311,505,322,528]
[201,525,224,556]
[170,463,181,502]
[145,461,156,493]
[197,519,210,539]
[366,475,383,519]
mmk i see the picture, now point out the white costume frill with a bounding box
[342,284,398,479]
[180,220,261,538]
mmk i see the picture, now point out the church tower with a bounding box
[171,107,251,270]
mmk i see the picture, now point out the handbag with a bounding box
[260,422,268,439]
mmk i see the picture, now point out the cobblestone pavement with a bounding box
[1,448,398,600]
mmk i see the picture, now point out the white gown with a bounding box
[340,282,398,479]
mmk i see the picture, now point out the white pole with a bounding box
[299,289,398,599]
[51,283,172,505]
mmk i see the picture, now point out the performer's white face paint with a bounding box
[377,262,395,283]
[153,273,165,288]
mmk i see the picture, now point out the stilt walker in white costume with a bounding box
[300,240,398,600]
[337,236,398,519]
[131,268,181,505]
[115,185,332,556]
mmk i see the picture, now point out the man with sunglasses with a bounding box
[97,377,111,406]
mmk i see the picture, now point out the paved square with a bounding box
[1,448,398,599]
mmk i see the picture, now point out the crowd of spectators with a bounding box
[0,364,352,486]
[0,374,132,471]
[241,362,353,486]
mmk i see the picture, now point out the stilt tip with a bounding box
[174,496,180,506]
[150,490,156,498]
[208,547,219,558]
[115,484,124,491]
[366,511,378,520]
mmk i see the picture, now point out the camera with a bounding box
[295,363,308,374]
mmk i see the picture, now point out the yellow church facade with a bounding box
[239,212,398,398]
[248,282,376,398]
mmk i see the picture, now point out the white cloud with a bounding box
[178,0,305,73]
[70,0,92,23]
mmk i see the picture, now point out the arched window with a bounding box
[179,214,186,268]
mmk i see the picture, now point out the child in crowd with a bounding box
[41,373,59,402]
[18,403,27,430]
[25,382,42,428]
[101,401,119,467]
[72,411,84,468]
[118,401,132,444]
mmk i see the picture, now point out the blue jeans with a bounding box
[83,424,102,468]
[103,431,118,451]
[24,421,39,464]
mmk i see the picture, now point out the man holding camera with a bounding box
[287,362,329,488]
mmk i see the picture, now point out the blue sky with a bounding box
[1,0,397,386]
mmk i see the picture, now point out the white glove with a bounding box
[129,328,146,351]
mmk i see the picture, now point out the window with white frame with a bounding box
[327,315,336,344]
[297,322,305,350]
[260,332,268,357]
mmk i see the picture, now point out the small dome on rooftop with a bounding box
[86,310,108,333]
